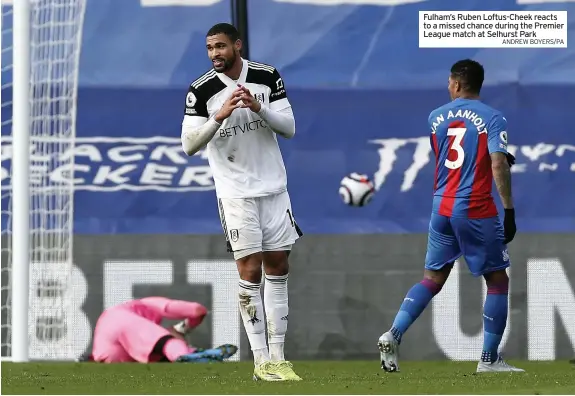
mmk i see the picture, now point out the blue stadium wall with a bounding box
[2,0,574,235]
[1,0,574,360]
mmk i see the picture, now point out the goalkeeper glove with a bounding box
[173,319,190,335]
[503,208,517,244]
[505,153,516,167]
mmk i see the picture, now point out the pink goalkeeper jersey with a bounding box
[90,297,207,363]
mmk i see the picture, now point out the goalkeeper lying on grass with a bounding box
[79,297,237,363]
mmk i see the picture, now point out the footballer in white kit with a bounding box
[180,23,302,382]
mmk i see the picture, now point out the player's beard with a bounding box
[213,51,237,73]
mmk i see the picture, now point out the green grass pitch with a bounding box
[2,361,574,394]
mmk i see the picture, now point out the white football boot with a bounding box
[378,331,400,372]
[476,355,525,373]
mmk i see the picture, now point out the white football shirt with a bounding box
[182,58,292,199]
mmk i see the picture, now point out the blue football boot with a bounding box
[176,344,238,363]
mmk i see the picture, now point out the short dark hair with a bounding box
[450,59,484,94]
[206,23,240,43]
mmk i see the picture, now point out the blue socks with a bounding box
[388,276,509,364]
[481,280,509,363]
[390,278,443,343]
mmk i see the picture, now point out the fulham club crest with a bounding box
[254,93,265,104]
[230,229,239,242]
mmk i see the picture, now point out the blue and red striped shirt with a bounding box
[429,98,508,219]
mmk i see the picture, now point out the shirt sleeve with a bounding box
[257,105,295,139]
[428,111,436,155]
[137,297,207,321]
[268,68,291,111]
[487,113,508,154]
[183,85,209,119]
[182,114,209,128]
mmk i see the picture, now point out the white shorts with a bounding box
[217,191,303,255]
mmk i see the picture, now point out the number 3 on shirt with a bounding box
[445,127,466,170]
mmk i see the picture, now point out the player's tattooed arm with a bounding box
[491,152,514,209]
